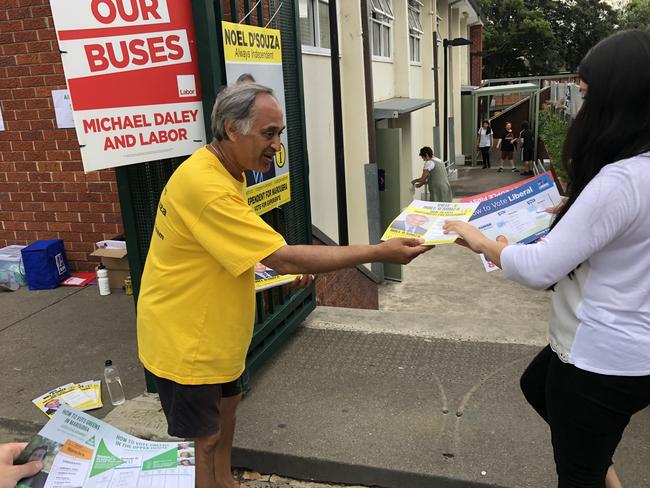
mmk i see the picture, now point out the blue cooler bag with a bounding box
[21,240,70,290]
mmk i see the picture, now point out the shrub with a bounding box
[538,110,569,180]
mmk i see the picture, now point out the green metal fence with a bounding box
[116,0,315,391]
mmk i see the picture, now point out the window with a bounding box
[299,0,331,49]
[408,1,423,63]
[370,0,393,59]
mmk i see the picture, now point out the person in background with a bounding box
[496,121,518,173]
[520,121,535,176]
[411,146,452,202]
[477,120,493,169]
[444,29,650,488]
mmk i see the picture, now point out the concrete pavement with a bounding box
[2,165,648,487]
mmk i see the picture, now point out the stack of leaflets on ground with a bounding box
[254,263,298,292]
[33,382,102,418]
[15,405,194,487]
[381,201,479,245]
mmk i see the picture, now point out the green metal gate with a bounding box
[115,0,315,391]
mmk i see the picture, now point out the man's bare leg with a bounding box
[195,431,220,487]
[606,466,623,488]
[214,393,243,488]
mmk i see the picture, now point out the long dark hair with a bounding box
[482,120,491,135]
[552,30,650,229]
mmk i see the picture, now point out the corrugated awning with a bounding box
[373,97,434,119]
[472,83,539,96]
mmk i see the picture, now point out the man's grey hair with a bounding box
[211,83,276,141]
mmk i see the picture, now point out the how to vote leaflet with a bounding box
[466,173,561,271]
[15,405,194,487]
[382,201,480,245]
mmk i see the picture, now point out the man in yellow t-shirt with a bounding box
[137,83,428,488]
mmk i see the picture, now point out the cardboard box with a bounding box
[90,247,130,290]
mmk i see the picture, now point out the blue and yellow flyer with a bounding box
[467,173,562,271]
[381,201,480,245]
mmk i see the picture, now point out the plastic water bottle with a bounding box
[104,360,125,406]
[97,263,111,296]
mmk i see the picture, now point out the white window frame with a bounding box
[300,0,332,54]
[370,0,393,61]
[408,0,423,65]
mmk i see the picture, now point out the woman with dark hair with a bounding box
[444,30,650,488]
[477,120,493,169]
[411,146,452,202]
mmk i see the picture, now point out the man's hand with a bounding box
[289,273,315,289]
[377,238,430,264]
[0,443,43,488]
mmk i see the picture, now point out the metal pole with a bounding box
[361,0,376,165]
[472,92,478,166]
[533,80,541,167]
[433,32,440,127]
[329,0,349,245]
[443,39,448,162]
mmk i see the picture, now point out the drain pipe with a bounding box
[360,0,384,281]
[329,0,349,246]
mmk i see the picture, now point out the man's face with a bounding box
[254,263,268,273]
[228,93,285,174]
[45,399,61,409]
[405,214,428,227]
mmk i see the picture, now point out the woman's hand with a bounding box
[443,221,509,268]
[545,196,568,214]
[443,221,489,253]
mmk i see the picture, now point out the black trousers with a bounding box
[480,146,491,168]
[520,346,650,488]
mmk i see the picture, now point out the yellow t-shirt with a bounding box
[137,147,286,385]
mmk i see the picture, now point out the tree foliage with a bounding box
[619,0,650,31]
[478,0,619,77]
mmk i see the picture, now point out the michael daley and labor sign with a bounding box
[49,0,206,172]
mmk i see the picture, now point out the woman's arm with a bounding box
[411,168,430,188]
[445,166,636,289]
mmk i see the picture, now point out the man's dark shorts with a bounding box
[150,371,243,439]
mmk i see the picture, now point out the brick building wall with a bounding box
[1,1,123,271]
[469,25,482,87]
[222,0,273,23]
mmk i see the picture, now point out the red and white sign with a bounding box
[50,0,206,172]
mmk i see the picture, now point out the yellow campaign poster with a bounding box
[381,200,480,245]
[222,21,291,215]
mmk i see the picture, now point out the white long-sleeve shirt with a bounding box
[501,152,650,376]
